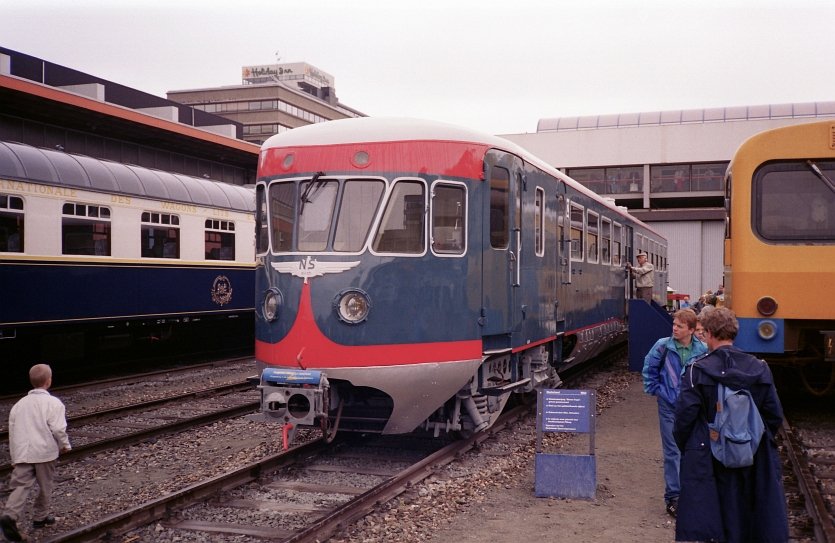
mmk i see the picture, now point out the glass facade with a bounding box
[568,162,727,196]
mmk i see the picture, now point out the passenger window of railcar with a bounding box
[612,222,622,266]
[0,195,24,253]
[489,167,510,249]
[431,183,466,255]
[62,203,111,256]
[586,210,599,263]
[601,217,611,264]
[255,185,269,254]
[298,179,338,252]
[755,161,835,242]
[534,187,544,256]
[372,181,425,254]
[334,180,385,252]
[205,219,235,260]
[141,212,180,259]
[268,182,295,252]
[569,203,584,261]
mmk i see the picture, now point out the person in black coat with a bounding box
[673,307,788,543]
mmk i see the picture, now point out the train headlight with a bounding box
[335,289,370,324]
[756,296,778,316]
[263,288,282,322]
[757,320,778,341]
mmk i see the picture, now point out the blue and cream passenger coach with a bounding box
[250,117,667,444]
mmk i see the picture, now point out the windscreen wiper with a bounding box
[806,160,835,194]
[299,171,326,214]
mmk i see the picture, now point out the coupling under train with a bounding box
[723,120,835,396]
[249,117,667,444]
[0,141,255,389]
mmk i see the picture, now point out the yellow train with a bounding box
[724,120,835,395]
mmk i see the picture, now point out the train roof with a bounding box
[263,117,658,232]
[0,141,255,212]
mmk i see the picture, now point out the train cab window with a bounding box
[431,183,466,255]
[586,210,599,263]
[62,203,111,256]
[612,222,622,266]
[205,220,235,260]
[569,202,584,261]
[601,217,611,264]
[333,179,385,252]
[255,185,269,254]
[372,180,425,254]
[489,167,510,249]
[534,187,544,256]
[0,194,24,253]
[141,212,180,259]
[298,179,338,252]
[755,160,835,242]
[269,182,296,252]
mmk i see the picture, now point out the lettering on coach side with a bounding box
[0,179,78,198]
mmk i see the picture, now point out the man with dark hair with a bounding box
[642,308,706,517]
[674,308,788,542]
[0,364,71,542]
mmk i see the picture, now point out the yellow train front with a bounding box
[724,120,835,395]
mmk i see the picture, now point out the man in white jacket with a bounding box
[0,364,71,542]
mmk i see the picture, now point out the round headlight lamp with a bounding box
[335,289,370,324]
[756,296,777,317]
[263,288,281,322]
[757,320,777,341]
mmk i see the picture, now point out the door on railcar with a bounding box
[480,150,523,349]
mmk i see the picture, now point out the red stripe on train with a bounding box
[256,282,482,369]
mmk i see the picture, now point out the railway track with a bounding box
[781,409,835,543]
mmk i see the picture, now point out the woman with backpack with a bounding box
[673,307,788,543]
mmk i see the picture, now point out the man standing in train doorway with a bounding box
[627,251,654,302]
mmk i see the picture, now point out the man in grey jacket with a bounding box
[627,251,654,302]
[0,364,71,542]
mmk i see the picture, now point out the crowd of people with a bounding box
[643,306,789,542]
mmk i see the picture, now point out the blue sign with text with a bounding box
[540,389,591,433]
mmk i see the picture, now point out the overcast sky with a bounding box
[3,0,834,135]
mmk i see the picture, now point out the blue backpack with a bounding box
[708,383,765,468]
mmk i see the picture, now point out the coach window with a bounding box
[334,179,385,252]
[269,182,295,252]
[255,185,269,253]
[0,195,24,253]
[601,217,611,264]
[569,202,584,261]
[489,167,510,249]
[141,212,180,258]
[534,187,544,256]
[372,180,425,254]
[586,210,599,263]
[298,179,338,252]
[612,222,622,266]
[431,182,466,255]
[205,219,235,260]
[755,160,835,242]
[62,203,111,256]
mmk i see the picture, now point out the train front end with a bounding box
[249,119,488,443]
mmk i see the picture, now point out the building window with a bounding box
[692,163,727,191]
[141,211,180,258]
[205,219,235,260]
[62,202,111,256]
[651,165,691,193]
[0,194,24,253]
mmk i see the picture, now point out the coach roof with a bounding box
[0,140,254,212]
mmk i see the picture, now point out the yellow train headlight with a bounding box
[757,320,777,341]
